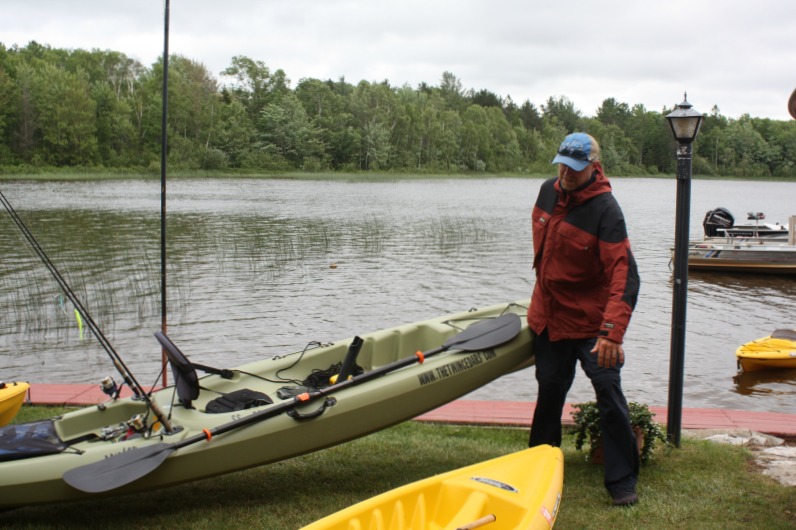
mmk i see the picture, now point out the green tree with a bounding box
[215,96,257,168]
[596,98,632,130]
[361,118,391,170]
[459,104,488,170]
[538,120,569,169]
[295,77,359,170]
[469,88,502,108]
[259,92,323,169]
[10,62,39,162]
[628,104,672,174]
[542,96,582,132]
[484,106,521,171]
[156,56,222,169]
[719,116,775,177]
[518,100,543,131]
[350,80,399,170]
[388,84,421,169]
[764,120,796,177]
[221,56,289,123]
[0,60,18,163]
[0,41,794,178]
[746,117,796,177]
[435,109,462,171]
[584,120,636,174]
[439,71,466,112]
[34,63,98,165]
[92,82,136,166]
[409,89,453,171]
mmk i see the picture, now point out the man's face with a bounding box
[558,162,593,191]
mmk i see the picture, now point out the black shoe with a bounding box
[611,491,639,507]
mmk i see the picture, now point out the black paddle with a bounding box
[63,312,521,493]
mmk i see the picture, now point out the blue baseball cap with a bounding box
[551,133,600,171]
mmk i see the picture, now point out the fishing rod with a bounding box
[0,190,174,433]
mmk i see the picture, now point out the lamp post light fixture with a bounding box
[665,93,703,448]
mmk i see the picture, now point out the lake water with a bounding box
[1,177,795,414]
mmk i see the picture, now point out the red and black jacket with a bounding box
[527,163,639,343]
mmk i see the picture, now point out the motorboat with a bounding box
[702,208,789,240]
[686,239,796,275]
[684,208,796,275]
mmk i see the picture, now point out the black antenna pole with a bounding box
[160,0,170,387]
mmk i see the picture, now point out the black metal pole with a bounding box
[666,141,692,448]
[160,0,170,387]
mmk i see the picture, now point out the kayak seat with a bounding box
[771,329,796,341]
[154,331,237,410]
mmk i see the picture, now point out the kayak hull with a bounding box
[0,301,533,508]
[300,445,564,530]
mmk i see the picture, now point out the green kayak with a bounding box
[0,301,533,508]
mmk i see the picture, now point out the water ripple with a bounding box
[1,177,795,414]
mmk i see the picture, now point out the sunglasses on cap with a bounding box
[557,142,590,162]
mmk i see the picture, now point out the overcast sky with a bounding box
[2,0,795,121]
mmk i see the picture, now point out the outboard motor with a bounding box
[702,207,734,237]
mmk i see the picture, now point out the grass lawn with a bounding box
[1,406,794,529]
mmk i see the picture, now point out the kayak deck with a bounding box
[0,301,534,508]
[300,445,564,530]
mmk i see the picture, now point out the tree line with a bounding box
[1,41,795,178]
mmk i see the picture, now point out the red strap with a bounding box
[415,351,425,363]
[202,429,212,441]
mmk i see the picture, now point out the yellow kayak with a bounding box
[736,329,796,372]
[301,445,564,530]
[0,382,29,427]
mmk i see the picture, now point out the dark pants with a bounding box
[528,329,639,495]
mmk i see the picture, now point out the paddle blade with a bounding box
[443,312,521,352]
[63,442,176,493]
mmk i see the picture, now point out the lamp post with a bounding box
[665,93,703,448]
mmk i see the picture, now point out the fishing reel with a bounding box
[99,423,128,441]
[100,375,118,397]
[98,413,150,442]
[95,376,120,411]
[126,414,147,433]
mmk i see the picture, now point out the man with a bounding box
[527,132,641,506]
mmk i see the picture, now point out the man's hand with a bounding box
[591,337,624,368]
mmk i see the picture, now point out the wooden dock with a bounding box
[24,383,796,437]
